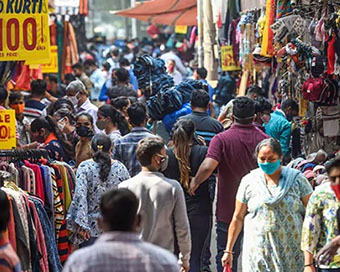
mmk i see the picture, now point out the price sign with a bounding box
[0,0,50,61]
[221,46,241,71]
[0,110,16,149]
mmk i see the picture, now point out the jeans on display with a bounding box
[216,221,243,272]
[188,214,212,272]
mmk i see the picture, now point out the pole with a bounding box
[197,0,204,67]
[131,0,137,38]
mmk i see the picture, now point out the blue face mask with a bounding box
[258,159,281,175]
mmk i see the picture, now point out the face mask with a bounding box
[159,155,169,172]
[10,103,25,114]
[57,118,66,131]
[258,159,281,175]
[96,119,107,130]
[76,126,94,138]
[286,114,294,122]
[261,114,271,124]
[331,184,340,201]
[168,66,175,73]
[68,95,78,107]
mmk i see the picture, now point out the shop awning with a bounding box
[115,0,197,26]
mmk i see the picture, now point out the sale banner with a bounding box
[0,110,16,150]
[175,25,188,34]
[41,46,59,73]
[0,0,50,61]
[221,46,241,71]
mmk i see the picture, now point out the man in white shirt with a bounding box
[63,188,180,272]
[167,59,183,85]
[66,80,100,133]
[161,49,187,76]
[84,59,106,101]
[119,136,191,271]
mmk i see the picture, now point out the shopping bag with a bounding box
[223,264,232,272]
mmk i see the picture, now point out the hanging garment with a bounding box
[261,0,275,57]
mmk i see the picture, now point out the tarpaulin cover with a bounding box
[115,0,197,26]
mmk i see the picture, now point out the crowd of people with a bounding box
[1,43,340,272]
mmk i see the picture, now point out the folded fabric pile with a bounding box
[133,55,174,95]
[147,79,208,120]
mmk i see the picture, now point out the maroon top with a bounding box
[207,124,269,223]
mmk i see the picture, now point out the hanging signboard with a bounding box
[0,110,16,150]
[221,46,241,71]
[0,0,50,61]
[175,25,188,34]
[41,46,59,73]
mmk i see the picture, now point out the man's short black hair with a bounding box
[111,96,130,111]
[127,102,147,126]
[102,61,111,72]
[115,68,130,83]
[191,89,210,108]
[49,74,58,84]
[0,86,8,104]
[326,157,340,175]
[119,58,130,67]
[72,63,84,71]
[64,73,76,83]
[30,79,47,97]
[100,188,138,231]
[254,97,272,114]
[196,67,208,79]
[246,85,264,97]
[9,92,24,104]
[281,99,299,112]
[84,59,97,67]
[233,96,255,124]
[0,189,10,232]
[136,136,165,166]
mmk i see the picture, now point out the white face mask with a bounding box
[68,93,80,107]
[57,118,66,131]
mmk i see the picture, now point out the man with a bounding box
[218,85,264,129]
[189,97,269,272]
[66,80,99,133]
[44,74,66,98]
[0,189,22,272]
[24,79,47,123]
[64,73,76,86]
[119,137,191,271]
[183,89,224,146]
[167,59,183,85]
[107,46,121,72]
[214,72,237,116]
[193,67,214,102]
[316,157,340,267]
[84,59,106,101]
[113,102,153,177]
[64,188,180,272]
[161,48,187,76]
[107,68,137,100]
[72,63,93,96]
[119,58,138,91]
[264,99,299,163]
[254,97,272,132]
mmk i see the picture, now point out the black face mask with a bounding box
[76,126,94,137]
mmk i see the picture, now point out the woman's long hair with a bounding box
[31,116,75,160]
[98,104,130,135]
[172,119,195,190]
[91,134,112,182]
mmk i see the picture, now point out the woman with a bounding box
[96,104,130,143]
[53,108,78,147]
[222,138,313,271]
[66,134,130,247]
[75,113,94,167]
[30,116,74,162]
[302,180,340,272]
[162,119,212,272]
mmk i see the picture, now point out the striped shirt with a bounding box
[182,111,224,146]
[0,235,21,272]
[23,99,46,123]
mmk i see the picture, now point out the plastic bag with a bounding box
[223,264,232,272]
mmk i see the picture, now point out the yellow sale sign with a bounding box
[41,46,59,73]
[0,109,16,149]
[175,25,188,34]
[221,46,241,71]
[0,0,50,61]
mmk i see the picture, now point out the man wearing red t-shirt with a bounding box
[190,97,269,272]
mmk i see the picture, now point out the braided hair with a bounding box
[91,134,112,182]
